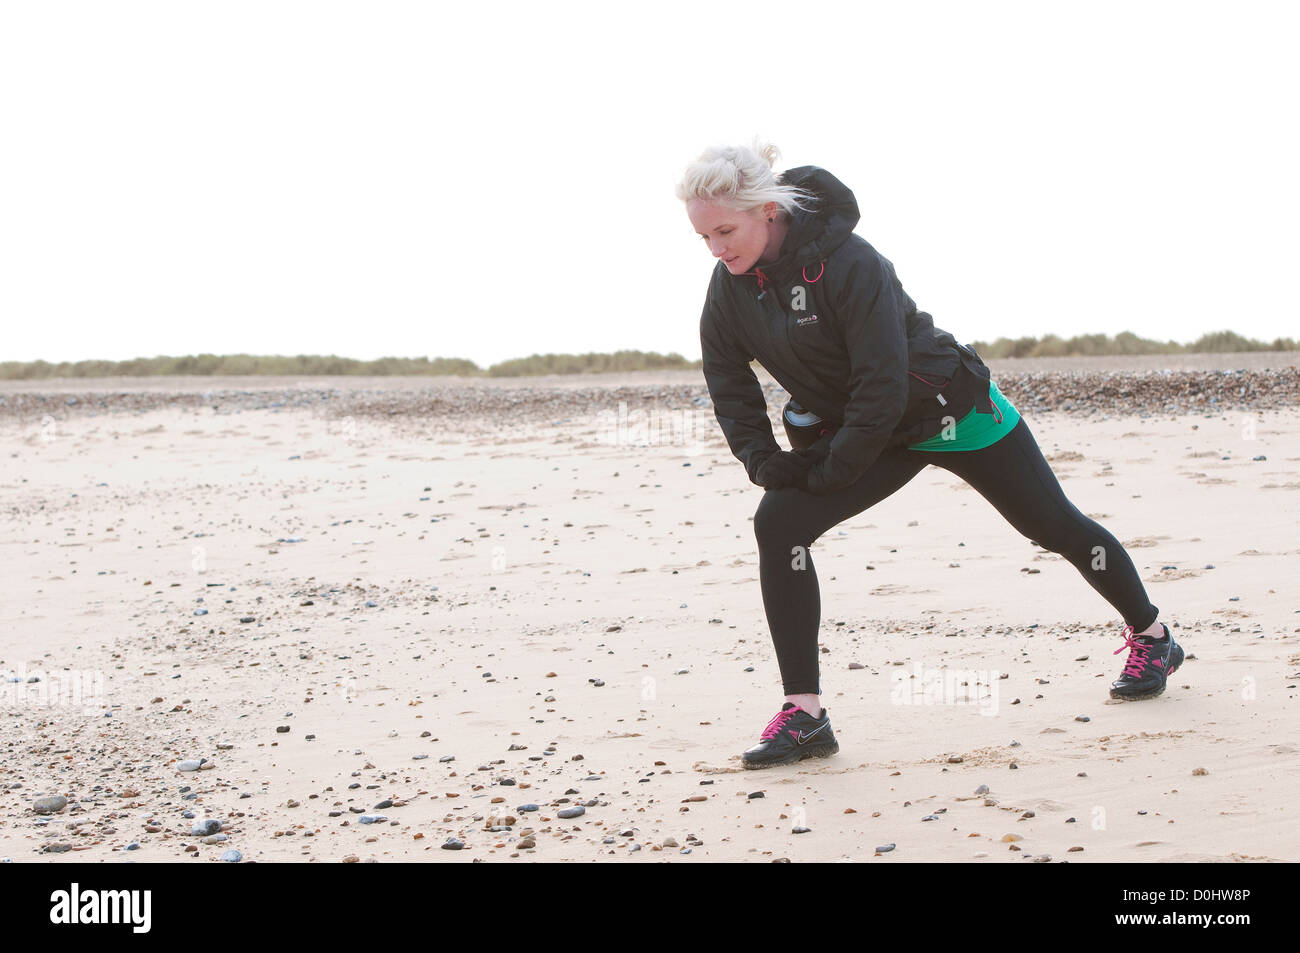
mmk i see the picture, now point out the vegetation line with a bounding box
[3,331,1295,379]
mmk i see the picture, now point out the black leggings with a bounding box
[754,415,1159,696]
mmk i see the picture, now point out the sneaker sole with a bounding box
[742,740,839,769]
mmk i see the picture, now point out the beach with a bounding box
[2,353,1298,863]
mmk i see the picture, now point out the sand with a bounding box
[2,360,1298,863]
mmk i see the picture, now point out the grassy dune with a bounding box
[3,331,1295,379]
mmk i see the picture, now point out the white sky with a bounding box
[3,0,1297,367]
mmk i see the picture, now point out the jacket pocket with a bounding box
[891,358,989,446]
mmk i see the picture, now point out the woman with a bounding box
[676,140,1184,770]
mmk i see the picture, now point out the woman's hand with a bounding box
[793,431,835,466]
[755,450,815,491]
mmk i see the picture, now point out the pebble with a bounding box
[875,843,896,853]
[974,784,989,795]
[442,838,464,850]
[201,834,229,844]
[358,814,387,824]
[557,806,585,819]
[792,826,811,834]
[191,819,223,836]
[518,803,539,812]
[177,759,206,771]
[33,795,68,814]
[221,850,242,863]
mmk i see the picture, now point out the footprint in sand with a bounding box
[692,759,745,774]
[1143,568,1204,582]
[870,583,911,596]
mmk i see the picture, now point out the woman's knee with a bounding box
[1018,505,1096,557]
[753,488,813,547]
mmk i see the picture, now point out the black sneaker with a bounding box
[742,702,839,769]
[1110,623,1184,700]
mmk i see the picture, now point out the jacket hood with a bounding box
[739,165,861,287]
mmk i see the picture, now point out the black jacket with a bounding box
[698,165,994,494]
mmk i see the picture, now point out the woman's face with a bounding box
[687,198,774,275]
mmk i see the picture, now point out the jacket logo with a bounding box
[795,313,819,327]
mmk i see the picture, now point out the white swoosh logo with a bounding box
[796,723,828,745]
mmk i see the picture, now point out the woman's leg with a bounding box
[923,415,1160,632]
[754,444,931,704]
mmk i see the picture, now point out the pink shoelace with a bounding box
[760,706,802,741]
[1113,625,1153,678]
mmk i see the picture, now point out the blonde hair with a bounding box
[674,137,816,216]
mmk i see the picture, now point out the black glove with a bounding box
[792,430,834,467]
[755,450,813,491]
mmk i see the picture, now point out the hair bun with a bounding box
[675,137,813,215]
